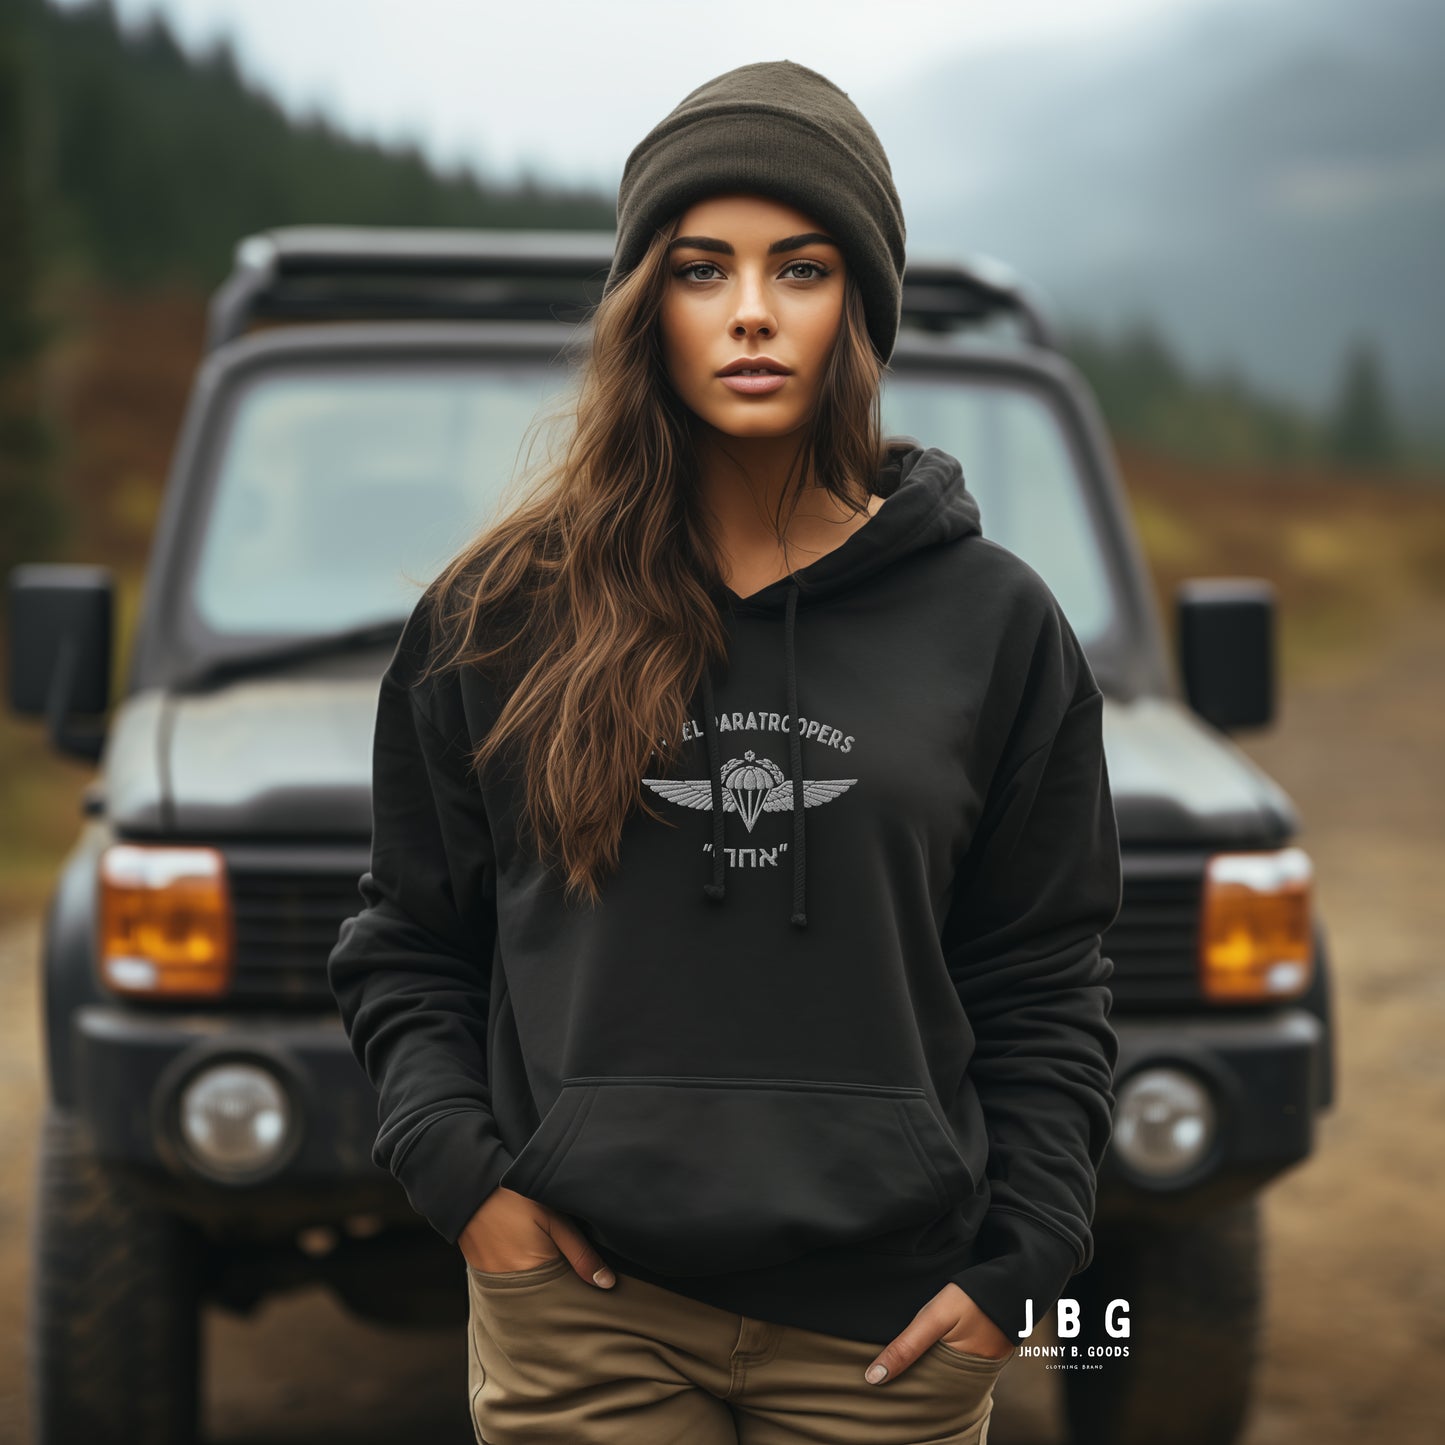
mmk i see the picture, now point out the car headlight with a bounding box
[176,1060,294,1182]
[1113,1067,1217,1180]
[1200,846,1314,1000]
[98,844,234,998]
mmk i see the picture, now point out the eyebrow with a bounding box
[666,232,839,256]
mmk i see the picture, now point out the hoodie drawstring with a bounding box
[783,582,807,928]
[699,580,808,929]
[699,660,727,903]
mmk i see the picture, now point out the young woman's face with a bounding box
[658,192,846,441]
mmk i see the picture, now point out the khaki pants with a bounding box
[466,1254,1010,1444]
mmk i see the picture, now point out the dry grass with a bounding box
[1118,441,1445,684]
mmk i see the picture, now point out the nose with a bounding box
[729,269,776,341]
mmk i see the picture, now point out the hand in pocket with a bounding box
[458,1184,617,1288]
[863,1281,1017,1384]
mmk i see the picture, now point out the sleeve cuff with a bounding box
[949,1207,1082,1343]
[389,1109,516,1244]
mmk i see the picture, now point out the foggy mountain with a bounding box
[862,0,1445,439]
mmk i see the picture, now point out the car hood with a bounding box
[104,675,383,838]
[1104,694,1297,844]
[102,680,1297,846]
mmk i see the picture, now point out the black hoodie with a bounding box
[327,444,1122,1348]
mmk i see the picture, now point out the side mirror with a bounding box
[1175,578,1275,732]
[7,564,114,762]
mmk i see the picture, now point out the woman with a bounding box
[329,60,1121,1445]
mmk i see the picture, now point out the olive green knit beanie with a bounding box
[605,60,907,364]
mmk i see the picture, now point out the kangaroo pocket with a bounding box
[495,1075,976,1276]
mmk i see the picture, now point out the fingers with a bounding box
[864,1320,940,1385]
[545,1212,616,1288]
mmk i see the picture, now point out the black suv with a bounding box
[10,225,1335,1445]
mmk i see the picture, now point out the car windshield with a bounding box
[192,360,1115,646]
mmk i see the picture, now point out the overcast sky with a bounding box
[55,0,1217,189]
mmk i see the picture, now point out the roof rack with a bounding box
[205,225,1056,354]
[204,226,616,353]
[897,255,1057,350]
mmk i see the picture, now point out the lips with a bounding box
[716,356,792,396]
[718,371,789,395]
[716,357,792,377]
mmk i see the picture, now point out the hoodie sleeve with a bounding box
[327,601,515,1244]
[943,598,1122,1344]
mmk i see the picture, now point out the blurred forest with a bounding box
[1,0,1435,581]
[0,0,1440,698]
[1,0,617,584]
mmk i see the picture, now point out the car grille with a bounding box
[221,849,1204,1010]
[226,846,370,1008]
[1103,856,1206,1009]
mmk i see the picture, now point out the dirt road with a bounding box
[1,601,1442,1443]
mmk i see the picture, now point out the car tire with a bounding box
[1062,1198,1262,1445]
[28,1106,204,1445]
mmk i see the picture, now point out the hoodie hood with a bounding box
[714,442,982,618]
[699,443,982,928]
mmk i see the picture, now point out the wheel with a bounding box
[1063,1198,1263,1445]
[28,1107,204,1445]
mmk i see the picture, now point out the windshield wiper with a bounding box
[178,617,409,691]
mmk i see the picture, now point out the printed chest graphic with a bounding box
[645,748,857,832]
[642,710,860,866]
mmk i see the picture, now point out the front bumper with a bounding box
[71,1003,409,1227]
[1097,1005,1326,1220]
[72,1001,1327,1229]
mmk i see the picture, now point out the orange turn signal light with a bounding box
[98,845,234,998]
[1199,847,1314,1001]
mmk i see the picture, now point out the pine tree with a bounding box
[1328,335,1399,470]
[0,0,65,593]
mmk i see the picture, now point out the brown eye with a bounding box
[783,261,828,281]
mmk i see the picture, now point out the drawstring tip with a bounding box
[789,911,808,928]
[703,882,727,902]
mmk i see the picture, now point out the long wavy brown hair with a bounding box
[416,209,891,908]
